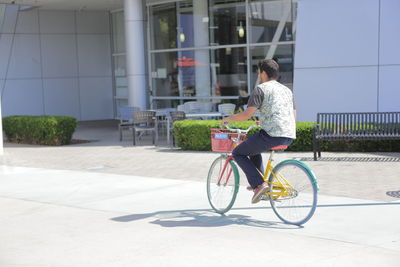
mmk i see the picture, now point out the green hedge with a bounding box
[173,120,316,151]
[2,116,77,145]
[173,120,254,151]
[173,120,400,152]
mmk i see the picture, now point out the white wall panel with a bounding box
[77,34,111,77]
[2,79,44,116]
[41,34,78,78]
[39,10,75,34]
[79,77,113,120]
[7,34,42,79]
[15,9,39,34]
[294,66,378,122]
[1,9,115,121]
[0,5,18,33]
[295,0,379,68]
[0,34,13,79]
[379,0,400,65]
[76,11,110,34]
[378,66,400,112]
[43,78,80,119]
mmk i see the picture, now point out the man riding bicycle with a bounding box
[221,59,296,204]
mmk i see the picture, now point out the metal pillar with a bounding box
[124,0,147,110]
[193,0,211,98]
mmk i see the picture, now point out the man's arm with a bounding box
[221,106,257,124]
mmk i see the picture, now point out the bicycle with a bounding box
[207,122,319,225]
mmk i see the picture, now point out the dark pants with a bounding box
[232,130,293,189]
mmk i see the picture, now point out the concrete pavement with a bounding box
[1,120,400,266]
[0,166,399,266]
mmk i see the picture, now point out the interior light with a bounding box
[237,22,245,38]
[179,33,185,42]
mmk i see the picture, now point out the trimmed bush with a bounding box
[286,122,315,151]
[173,120,400,152]
[173,120,258,151]
[173,120,316,151]
[2,116,77,145]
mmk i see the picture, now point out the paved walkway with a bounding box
[1,120,400,266]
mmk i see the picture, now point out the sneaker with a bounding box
[251,182,269,204]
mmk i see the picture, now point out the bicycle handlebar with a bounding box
[222,121,260,134]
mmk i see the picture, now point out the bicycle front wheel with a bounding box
[268,160,318,225]
[207,155,239,214]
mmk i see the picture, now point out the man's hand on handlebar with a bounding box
[220,118,230,127]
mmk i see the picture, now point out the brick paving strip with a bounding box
[1,120,400,202]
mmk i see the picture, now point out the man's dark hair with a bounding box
[257,59,279,79]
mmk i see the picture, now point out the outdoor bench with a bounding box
[312,112,400,161]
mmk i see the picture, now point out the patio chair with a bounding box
[198,102,214,112]
[155,107,176,135]
[177,104,185,112]
[183,101,201,113]
[169,111,186,147]
[218,103,236,117]
[132,110,157,146]
[119,106,140,141]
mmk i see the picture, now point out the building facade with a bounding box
[294,0,400,121]
[0,0,399,125]
[0,4,114,121]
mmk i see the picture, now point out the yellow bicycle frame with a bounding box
[262,151,294,200]
[233,140,294,200]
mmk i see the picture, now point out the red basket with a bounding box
[210,129,246,153]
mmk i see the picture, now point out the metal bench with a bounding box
[313,112,400,161]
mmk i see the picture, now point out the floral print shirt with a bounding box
[248,80,296,139]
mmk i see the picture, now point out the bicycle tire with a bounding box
[207,155,239,214]
[268,160,318,225]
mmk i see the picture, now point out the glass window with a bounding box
[178,0,209,49]
[112,11,125,53]
[144,0,296,110]
[211,47,248,98]
[151,50,212,98]
[113,55,126,77]
[151,51,179,97]
[0,5,6,27]
[150,3,177,49]
[250,44,294,89]
[115,99,129,117]
[152,99,180,109]
[115,77,128,98]
[178,1,195,48]
[111,12,128,118]
[209,0,246,46]
[250,0,294,43]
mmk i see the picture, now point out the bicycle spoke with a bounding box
[269,160,317,225]
[207,156,239,214]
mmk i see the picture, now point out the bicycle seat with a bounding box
[270,145,288,151]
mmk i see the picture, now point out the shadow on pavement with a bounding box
[111,201,400,228]
[386,191,400,198]
[111,207,300,229]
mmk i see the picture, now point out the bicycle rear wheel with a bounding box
[268,160,318,225]
[207,155,239,214]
